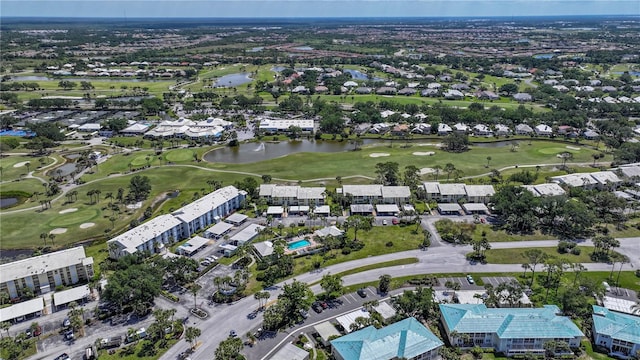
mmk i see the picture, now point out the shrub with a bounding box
[341,247,351,255]
[570,247,581,255]
[385,241,394,247]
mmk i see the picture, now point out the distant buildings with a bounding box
[259,185,326,206]
[423,182,495,203]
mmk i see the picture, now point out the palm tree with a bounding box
[105,192,113,205]
[24,162,31,173]
[486,156,492,168]
[48,233,56,246]
[433,165,442,181]
[444,163,455,181]
[190,283,202,309]
[40,233,48,246]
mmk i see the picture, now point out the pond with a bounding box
[204,139,378,163]
[344,69,383,81]
[11,76,50,81]
[0,198,18,208]
[214,73,252,87]
[613,71,640,77]
[533,54,555,59]
[52,163,78,177]
[247,47,264,52]
[293,46,314,51]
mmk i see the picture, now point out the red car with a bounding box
[392,218,399,225]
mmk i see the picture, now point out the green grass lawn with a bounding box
[481,246,599,264]
[472,224,556,242]
[97,338,180,360]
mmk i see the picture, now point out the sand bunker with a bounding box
[413,151,435,156]
[13,161,30,168]
[79,223,95,229]
[126,202,142,209]
[420,168,436,175]
[566,146,580,150]
[59,208,78,214]
[50,228,68,234]
[369,153,390,158]
[417,143,440,147]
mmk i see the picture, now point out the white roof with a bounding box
[602,296,638,315]
[314,205,331,214]
[172,186,243,224]
[423,182,440,193]
[108,214,182,252]
[289,206,310,212]
[269,342,309,360]
[589,171,621,185]
[0,246,90,282]
[462,203,489,212]
[376,204,400,213]
[178,236,210,255]
[336,308,371,333]
[78,123,102,131]
[53,285,90,306]
[618,165,640,178]
[314,321,341,342]
[522,183,566,197]
[0,297,44,322]
[121,123,149,133]
[267,206,284,215]
[253,241,274,257]
[226,213,248,224]
[343,185,382,197]
[465,185,495,198]
[297,187,325,200]
[314,226,344,237]
[373,301,397,320]
[259,118,314,130]
[438,203,462,212]
[552,173,598,187]
[381,186,411,199]
[230,224,265,244]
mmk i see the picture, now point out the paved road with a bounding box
[156,237,639,360]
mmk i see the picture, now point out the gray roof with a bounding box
[297,187,325,200]
[53,285,90,306]
[465,185,495,198]
[226,213,248,224]
[108,214,182,251]
[172,186,243,223]
[267,206,284,214]
[462,203,489,212]
[205,221,233,236]
[381,186,411,199]
[423,182,440,194]
[230,224,265,244]
[269,342,309,360]
[351,204,374,213]
[438,203,462,212]
[0,297,44,322]
[253,241,274,257]
[438,183,466,196]
[314,226,344,238]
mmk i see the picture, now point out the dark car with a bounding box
[62,318,71,328]
[229,330,237,337]
[55,353,70,360]
[312,302,323,313]
[357,288,368,298]
[320,301,329,309]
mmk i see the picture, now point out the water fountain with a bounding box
[254,142,265,151]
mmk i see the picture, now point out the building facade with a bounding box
[592,305,640,359]
[0,247,94,299]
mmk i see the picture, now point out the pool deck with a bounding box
[284,236,319,255]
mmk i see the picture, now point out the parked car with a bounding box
[299,309,309,319]
[62,318,71,328]
[392,218,399,225]
[466,275,475,284]
[200,260,211,267]
[357,288,368,298]
[312,302,323,313]
[382,219,388,225]
[229,330,237,337]
[55,353,70,360]
[65,331,75,341]
[205,256,218,262]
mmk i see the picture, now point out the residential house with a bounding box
[421,89,439,97]
[522,183,566,197]
[376,87,397,95]
[437,183,467,203]
[473,124,493,137]
[495,124,511,136]
[515,123,534,135]
[592,305,640,359]
[355,87,372,94]
[331,317,443,360]
[534,124,553,136]
[513,93,533,102]
[437,123,453,135]
[444,89,464,99]
[259,184,325,206]
[398,88,417,96]
[583,129,599,140]
[602,86,617,93]
[465,185,496,203]
[391,124,409,136]
[551,171,621,190]
[440,304,584,357]
[258,119,315,133]
[427,82,442,89]
[411,123,432,134]
[476,91,499,100]
[453,123,469,134]
[341,185,410,205]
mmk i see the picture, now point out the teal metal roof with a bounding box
[592,305,640,344]
[330,317,443,360]
[440,304,584,339]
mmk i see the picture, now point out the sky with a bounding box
[2,0,639,18]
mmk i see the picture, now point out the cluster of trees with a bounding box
[492,185,627,240]
[262,280,314,330]
[0,82,40,91]
[102,254,162,315]
[374,161,422,190]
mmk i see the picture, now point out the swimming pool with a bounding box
[287,239,311,251]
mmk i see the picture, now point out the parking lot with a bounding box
[481,276,519,287]
[437,276,483,291]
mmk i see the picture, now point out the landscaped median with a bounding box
[470,246,609,264]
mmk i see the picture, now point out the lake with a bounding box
[214,73,252,87]
[204,139,377,163]
[203,138,518,163]
[613,71,640,77]
[293,46,314,51]
[533,54,555,59]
